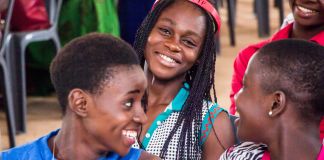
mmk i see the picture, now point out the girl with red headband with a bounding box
[133,0,235,159]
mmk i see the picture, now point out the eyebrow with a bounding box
[159,18,203,39]
[127,89,141,94]
[160,17,175,25]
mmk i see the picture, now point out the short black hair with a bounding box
[133,0,219,158]
[256,39,324,122]
[50,33,140,114]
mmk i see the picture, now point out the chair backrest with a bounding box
[44,0,62,27]
[0,0,14,52]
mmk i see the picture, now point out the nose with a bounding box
[133,106,148,125]
[164,38,181,52]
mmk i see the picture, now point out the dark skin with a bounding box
[47,67,159,160]
[236,55,322,160]
[289,0,324,39]
[140,0,234,159]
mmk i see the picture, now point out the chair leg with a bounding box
[0,59,16,147]
[256,0,270,37]
[8,36,27,133]
[227,0,236,46]
[277,0,284,26]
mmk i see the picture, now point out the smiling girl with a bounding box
[132,0,235,159]
[0,33,158,160]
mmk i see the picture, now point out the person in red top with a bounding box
[230,0,324,140]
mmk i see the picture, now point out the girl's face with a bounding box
[144,0,206,81]
[289,0,324,28]
[83,66,147,156]
[234,57,272,142]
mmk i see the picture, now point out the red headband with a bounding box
[152,0,221,34]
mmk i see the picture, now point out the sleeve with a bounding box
[200,103,225,145]
[219,142,267,160]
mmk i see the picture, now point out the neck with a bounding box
[291,23,324,39]
[49,113,108,160]
[146,70,185,108]
[267,120,321,160]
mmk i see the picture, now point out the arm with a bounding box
[202,111,235,160]
[139,151,161,160]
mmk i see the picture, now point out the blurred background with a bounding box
[0,0,291,150]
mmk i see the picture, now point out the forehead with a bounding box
[110,66,146,86]
[158,0,206,28]
[245,55,263,83]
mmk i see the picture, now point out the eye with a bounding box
[182,39,197,48]
[159,27,171,36]
[124,99,134,108]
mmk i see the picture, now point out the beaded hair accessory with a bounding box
[152,0,221,34]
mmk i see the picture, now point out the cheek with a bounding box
[184,50,200,66]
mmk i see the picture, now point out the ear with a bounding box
[67,89,90,117]
[268,91,286,117]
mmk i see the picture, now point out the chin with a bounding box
[115,147,131,157]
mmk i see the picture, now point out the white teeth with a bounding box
[159,54,176,63]
[297,5,318,14]
[122,130,137,139]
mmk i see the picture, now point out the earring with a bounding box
[268,110,273,116]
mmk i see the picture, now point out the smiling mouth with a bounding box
[122,130,137,142]
[158,53,179,64]
[296,5,319,15]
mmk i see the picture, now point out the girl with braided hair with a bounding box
[132,0,235,159]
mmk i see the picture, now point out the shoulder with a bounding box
[220,142,267,160]
[0,130,58,160]
[0,139,44,159]
[201,102,228,143]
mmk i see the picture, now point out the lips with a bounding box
[155,51,181,67]
[122,130,137,146]
[294,3,319,18]
[297,5,319,13]
[159,54,177,63]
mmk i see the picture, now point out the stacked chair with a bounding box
[0,0,16,148]
[7,0,62,133]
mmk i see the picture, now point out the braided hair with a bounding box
[134,0,220,158]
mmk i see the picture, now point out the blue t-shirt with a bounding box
[0,130,142,160]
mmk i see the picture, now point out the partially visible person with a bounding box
[229,0,324,140]
[221,39,324,160]
[132,0,235,159]
[0,33,159,160]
